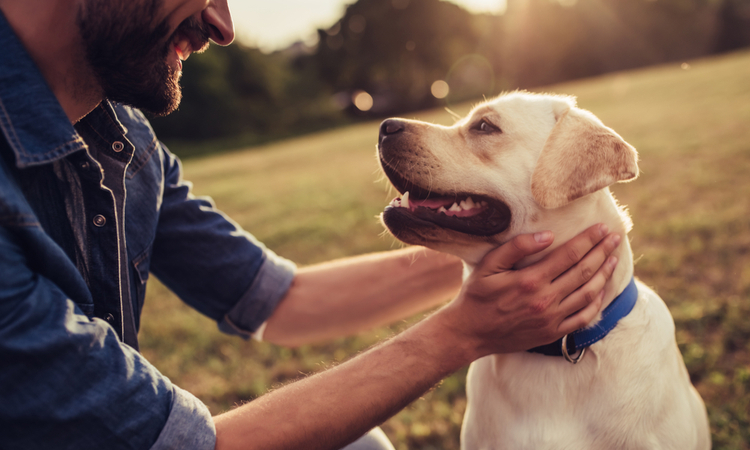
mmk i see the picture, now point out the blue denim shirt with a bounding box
[0,11,296,450]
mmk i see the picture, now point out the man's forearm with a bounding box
[263,247,463,347]
[214,310,473,450]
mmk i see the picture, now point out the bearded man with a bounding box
[0,1,621,449]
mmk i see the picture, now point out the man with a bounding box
[0,1,621,449]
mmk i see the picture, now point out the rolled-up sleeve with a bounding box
[150,146,296,337]
[149,386,215,450]
[0,227,216,450]
[218,249,296,339]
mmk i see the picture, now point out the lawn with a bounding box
[141,49,750,449]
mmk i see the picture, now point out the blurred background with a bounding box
[150,0,750,156]
[139,1,750,449]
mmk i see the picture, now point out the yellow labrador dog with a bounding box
[377,92,710,449]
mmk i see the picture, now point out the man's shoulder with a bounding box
[0,138,39,229]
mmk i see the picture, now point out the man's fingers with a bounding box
[557,252,619,335]
[477,231,554,275]
[557,287,605,335]
[539,224,610,281]
[555,232,621,295]
[557,255,619,318]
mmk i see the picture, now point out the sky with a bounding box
[230,0,507,52]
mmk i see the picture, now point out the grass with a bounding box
[139,49,750,449]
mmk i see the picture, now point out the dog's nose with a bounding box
[379,119,405,139]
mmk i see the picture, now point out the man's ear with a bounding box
[531,107,639,209]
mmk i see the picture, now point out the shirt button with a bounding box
[80,161,90,170]
[93,214,107,227]
[112,141,125,152]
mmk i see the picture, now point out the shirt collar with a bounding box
[0,9,89,168]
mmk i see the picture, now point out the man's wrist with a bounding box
[409,307,483,374]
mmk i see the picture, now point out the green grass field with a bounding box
[141,49,750,449]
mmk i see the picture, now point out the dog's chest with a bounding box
[459,286,702,450]
[462,350,604,448]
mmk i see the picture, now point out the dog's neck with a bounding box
[468,189,634,319]
[531,190,634,314]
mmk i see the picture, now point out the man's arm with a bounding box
[263,246,463,346]
[214,224,621,450]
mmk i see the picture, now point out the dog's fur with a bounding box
[377,92,710,449]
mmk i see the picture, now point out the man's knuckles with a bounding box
[579,264,595,282]
[517,274,542,294]
[564,245,585,265]
[527,295,555,316]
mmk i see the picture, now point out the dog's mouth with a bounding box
[381,159,511,236]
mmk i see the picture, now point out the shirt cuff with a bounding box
[218,249,296,339]
[149,385,216,450]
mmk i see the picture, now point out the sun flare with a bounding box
[451,0,507,14]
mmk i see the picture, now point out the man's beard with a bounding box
[77,0,209,116]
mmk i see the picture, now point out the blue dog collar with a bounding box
[527,277,638,362]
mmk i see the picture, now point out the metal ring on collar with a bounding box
[561,334,586,364]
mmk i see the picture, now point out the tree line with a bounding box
[150,0,750,153]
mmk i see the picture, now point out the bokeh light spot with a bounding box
[431,80,450,99]
[353,90,374,111]
[445,54,495,103]
[349,15,366,33]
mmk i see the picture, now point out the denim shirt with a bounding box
[0,11,295,450]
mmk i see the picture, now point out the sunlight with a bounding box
[232,1,510,51]
[451,0,507,14]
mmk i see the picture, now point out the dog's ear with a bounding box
[531,107,638,209]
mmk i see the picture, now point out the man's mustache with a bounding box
[175,16,211,54]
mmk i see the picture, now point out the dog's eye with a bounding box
[472,119,501,134]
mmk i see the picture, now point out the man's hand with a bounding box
[438,224,621,358]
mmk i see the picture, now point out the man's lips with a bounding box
[170,19,210,67]
[173,33,194,62]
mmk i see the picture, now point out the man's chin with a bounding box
[105,73,182,117]
[143,89,182,117]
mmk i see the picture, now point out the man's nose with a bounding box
[202,0,235,46]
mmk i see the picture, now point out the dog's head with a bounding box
[377,92,638,265]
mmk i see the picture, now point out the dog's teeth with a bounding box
[438,206,447,214]
[465,197,476,209]
[449,203,461,212]
[402,191,410,209]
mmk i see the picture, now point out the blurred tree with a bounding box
[715,0,750,52]
[148,0,749,154]
[501,0,721,88]
[150,43,343,144]
[301,0,501,114]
